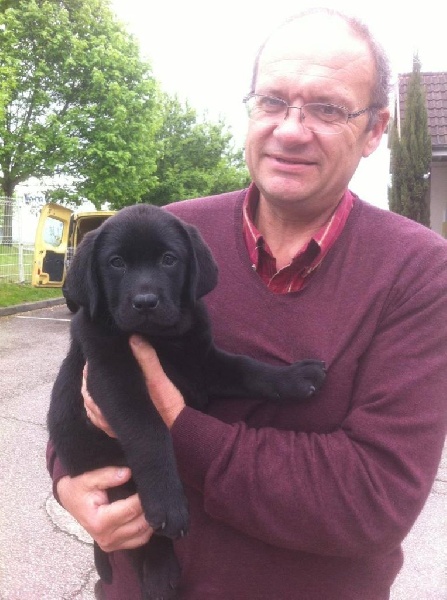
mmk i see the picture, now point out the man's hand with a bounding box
[82,336,186,433]
[82,367,117,438]
[129,335,186,428]
[57,467,153,552]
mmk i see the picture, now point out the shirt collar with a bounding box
[242,183,354,291]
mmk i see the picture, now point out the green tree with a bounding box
[0,0,160,207]
[139,94,250,208]
[388,55,432,226]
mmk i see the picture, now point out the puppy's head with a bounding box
[65,204,218,335]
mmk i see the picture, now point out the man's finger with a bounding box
[95,493,153,552]
[129,335,186,428]
[99,492,145,525]
[82,366,117,438]
[82,466,132,492]
[129,335,164,381]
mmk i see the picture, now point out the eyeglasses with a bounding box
[243,93,372,135]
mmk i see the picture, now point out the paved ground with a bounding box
[0,302,445,599]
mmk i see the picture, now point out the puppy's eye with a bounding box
[109,256,126,269]
[161,252,177,267]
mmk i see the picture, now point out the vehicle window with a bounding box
[43,217,64,247]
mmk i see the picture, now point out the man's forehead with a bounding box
[259,14,369,70]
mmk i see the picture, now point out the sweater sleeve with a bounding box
[46,439,69,503]
[171,256,447,558]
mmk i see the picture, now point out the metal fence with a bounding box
[0,197,40,283]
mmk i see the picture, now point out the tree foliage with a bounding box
[138,94,250,208]
[388,56,432,226]
[0,0,250,222]
[0,0,160,205]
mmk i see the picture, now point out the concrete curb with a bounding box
[0,296,65,317]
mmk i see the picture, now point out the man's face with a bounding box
[244,15,389,215]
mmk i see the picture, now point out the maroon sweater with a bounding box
[48,190,447,600]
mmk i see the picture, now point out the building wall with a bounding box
[430,161,447,237]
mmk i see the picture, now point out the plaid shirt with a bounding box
[243,184,354,293]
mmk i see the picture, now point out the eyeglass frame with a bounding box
[243,93,375,134]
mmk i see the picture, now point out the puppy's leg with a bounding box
[85,353,189,540]
[49,338,126,587]
[203,347,326,402]
[48,339,125,473]
[130,538,180,600]
[94,542,113,584]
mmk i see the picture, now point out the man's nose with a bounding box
[273,107,312,140]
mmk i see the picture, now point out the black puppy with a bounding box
[48,204,325,600]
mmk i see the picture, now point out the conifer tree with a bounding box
[389,55,432,226]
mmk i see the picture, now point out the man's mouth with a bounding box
[270,154,315,166]
[276,156,301,164]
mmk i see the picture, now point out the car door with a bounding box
[32,203,73,287]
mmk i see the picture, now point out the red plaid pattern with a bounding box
[243,184,354,293]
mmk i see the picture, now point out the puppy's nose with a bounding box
[132,293,159,312]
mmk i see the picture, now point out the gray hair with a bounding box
[249,8,391,128]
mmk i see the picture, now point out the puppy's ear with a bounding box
[64,230,100,318]
[183,223,218,302]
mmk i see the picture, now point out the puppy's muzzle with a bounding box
[132,293,159,312]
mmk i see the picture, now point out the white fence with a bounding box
[0,197,41,283]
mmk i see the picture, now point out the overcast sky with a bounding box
[110,0,445,209]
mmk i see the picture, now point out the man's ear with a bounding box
[183,223,218,303]
[64,230,101,318]
[363,108,390,158]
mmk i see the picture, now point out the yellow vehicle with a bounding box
[32,203,115,311]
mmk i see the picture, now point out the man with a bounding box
[48,8,447,600]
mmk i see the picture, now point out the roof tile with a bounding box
[398,72,447,148]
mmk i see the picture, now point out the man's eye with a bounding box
[311,104,345,122]
[109,256,126,269]
[258,96,285,112]
[161,253,177,266]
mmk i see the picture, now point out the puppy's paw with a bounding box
[141,483,189,540]
[155,492,190,540]
[139,537,181,600]
[141,555,180,600]
[94,541,113,584]
[273,359,326,401]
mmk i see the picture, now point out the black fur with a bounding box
[48,204,326,600]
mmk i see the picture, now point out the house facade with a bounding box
[396,72,447,237]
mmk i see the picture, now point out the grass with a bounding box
[0,243,63,307]
[0,244,62,308]
[0,283,63,307]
